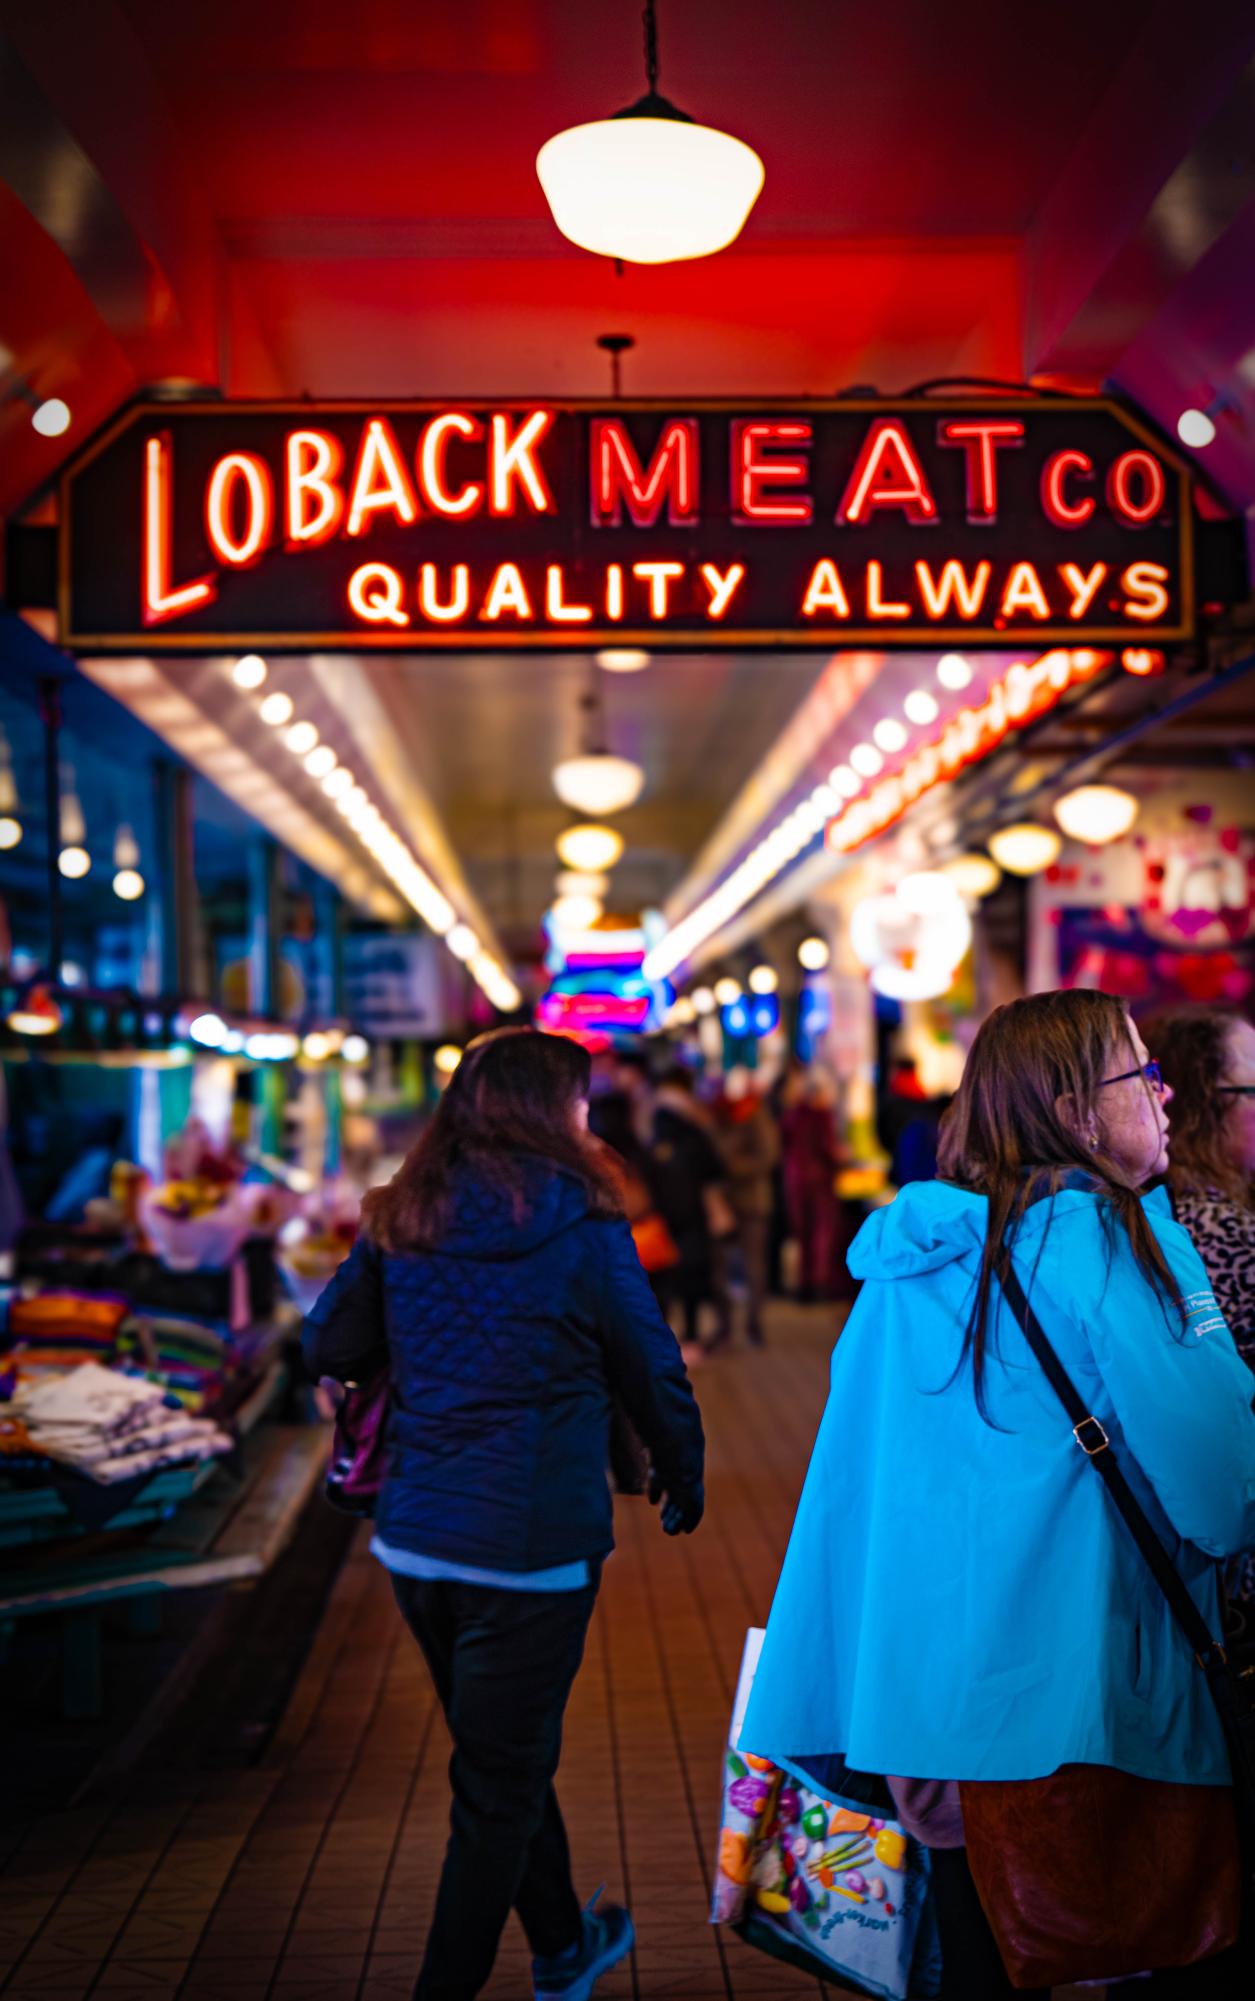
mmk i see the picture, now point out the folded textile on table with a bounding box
[13,1361,233,1482]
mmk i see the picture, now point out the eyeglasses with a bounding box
[1098,1059,1164,1094]
[1218,1083,1255,1097]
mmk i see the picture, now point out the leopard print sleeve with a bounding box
[1170,1189,1255,1372]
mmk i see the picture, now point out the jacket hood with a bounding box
[433,1158,594,1261]
[848,1177,1173,1282]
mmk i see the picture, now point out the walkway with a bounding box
[0,1307,884,1999]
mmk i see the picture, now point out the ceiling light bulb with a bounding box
[798,936,830,971]
[286,720,319,756]
[112,867,145,900]
[713,977,742,1005]
[1176,408,1216,449]
[304,744,337,778]
[434,1044,463,1076]
[302,1032,333,1062]
[941,853,1002,899]
[849,742,883,778]
[342,1034,370,1064]
[232,654,267,690]
[58,845,91,879]
[596,648,651,672]
[0,816,22,850]
[446,923,479,961]
[748,965,778,994]
[537,109,763,266]
[322,767,354,798]
[987,823,1061,876]
[556,823,624,871]
[7,985,63,1036]
[550,892,603,932]
[904,689,939,725]
[896,870,962,917]
[1052,784,1139,846]
[260,692,295,726]
[555,870,609,899]
[936,653,972,691]
[552,752,644,816]
[691,986,716,1015]
[32,397,71,437]
[873,718,908,754]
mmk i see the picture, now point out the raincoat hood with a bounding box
[435,1158,594,1261]
[847,1177,1175,1283]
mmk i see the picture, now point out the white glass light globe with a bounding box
[941,853,1002,899]
[552,753,644,816]
[896,871,962,917]
[286,721,319,756]
[904,689,940,726]
[988,824,1061,876]
[1052,784,1139,846]
[112,868,145,900]
[555,823,624,872]
[596,649,651,672]
[936,653,973,691]
[536,115,764,265]
[691,986,716,1015]
[828,765,861,799]
[798,936,830,971]
[1176,408,1216,449]
[232,654,267,690]
[873,718,908,755]
[555,871,609,900]
[446,923,479,962]
[748,965,779,994]
[550,893,603,932]
[304,745,337,779]
[713,977,742,1005]
[434,1044,463,1076]
[0,816,22,849]
[32,398,71,437]
[849,742,884,778]
[58,845,91,879]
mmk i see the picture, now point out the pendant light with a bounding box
[1052,784,1138,846]
[552,681,645,816]
[0,731,20,849]
[536,0,764,265]
[58,774,90,879]
[556,823,624,872]
[988,823,1061,876]
[113,824,145,901]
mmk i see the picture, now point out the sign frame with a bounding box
[58,394,1198,653]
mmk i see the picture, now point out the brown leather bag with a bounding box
[960,1767,1240,1988]
[960,1261,1245,1988]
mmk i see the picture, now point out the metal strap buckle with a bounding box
[1073,1415,1110,1456]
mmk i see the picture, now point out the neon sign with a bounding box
[60,398,1226,651]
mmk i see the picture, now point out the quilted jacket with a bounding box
[301,1159,705,1570]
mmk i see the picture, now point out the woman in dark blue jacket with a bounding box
[303,1028,705,2001]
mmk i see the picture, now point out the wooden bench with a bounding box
[0,1367,330,1718]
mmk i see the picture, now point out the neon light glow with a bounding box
[286,430,345,545]
[700,563,745,619]
[937,419,1024,519]
[417,563,469,622]
[346,418,419,537]
[632,561,685,618]
[348,562,409,626]
[205,452,272,566]
[546,566,594,622]
[837,420,938,524]
[142,434,215,626]
[605,568,625,621]
[482,563,534,621]
[867,561,910,618]
[914,559,991,620]
[1060,562,1107,618]
[999,561,1051,620]
[732,420,814,523]
[1041,449,1096,527]
[489,410,555,515]
[1108,450,1166,524]
[801,559,851,619]
[1122,562,1171,620]
[419,413,484,516]
[591,417,697,526]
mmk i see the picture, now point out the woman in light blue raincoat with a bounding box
[742,990,1255,2000]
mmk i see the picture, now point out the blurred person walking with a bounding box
[779,1067,846,1300]
[303,1029,705,2001]
[649,1064,731,1348]
[743,991,1255,2000]
[713,1066,780,1346]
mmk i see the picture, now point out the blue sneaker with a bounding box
[532,1887,634,2000]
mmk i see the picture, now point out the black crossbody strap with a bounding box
[999,1262,1226,1667]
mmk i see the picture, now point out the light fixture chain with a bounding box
[643,0,659,91]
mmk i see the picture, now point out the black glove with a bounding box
[650,1475,704,1535]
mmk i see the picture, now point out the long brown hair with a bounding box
[361,1027,624,1252]
[937,989,1182,1415]
[1141,1005,1253,1209]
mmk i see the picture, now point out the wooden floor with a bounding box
[0,1304,1079,2001]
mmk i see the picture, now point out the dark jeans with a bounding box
[930,1846,1048,2001]
[391,1567,600,2001]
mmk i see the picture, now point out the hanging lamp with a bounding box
[536,0,764,265]
[552,682,645,816]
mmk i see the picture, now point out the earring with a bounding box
[1088,1130,1100,1150]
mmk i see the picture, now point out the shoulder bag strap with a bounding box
[999,1261,1226,1668]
